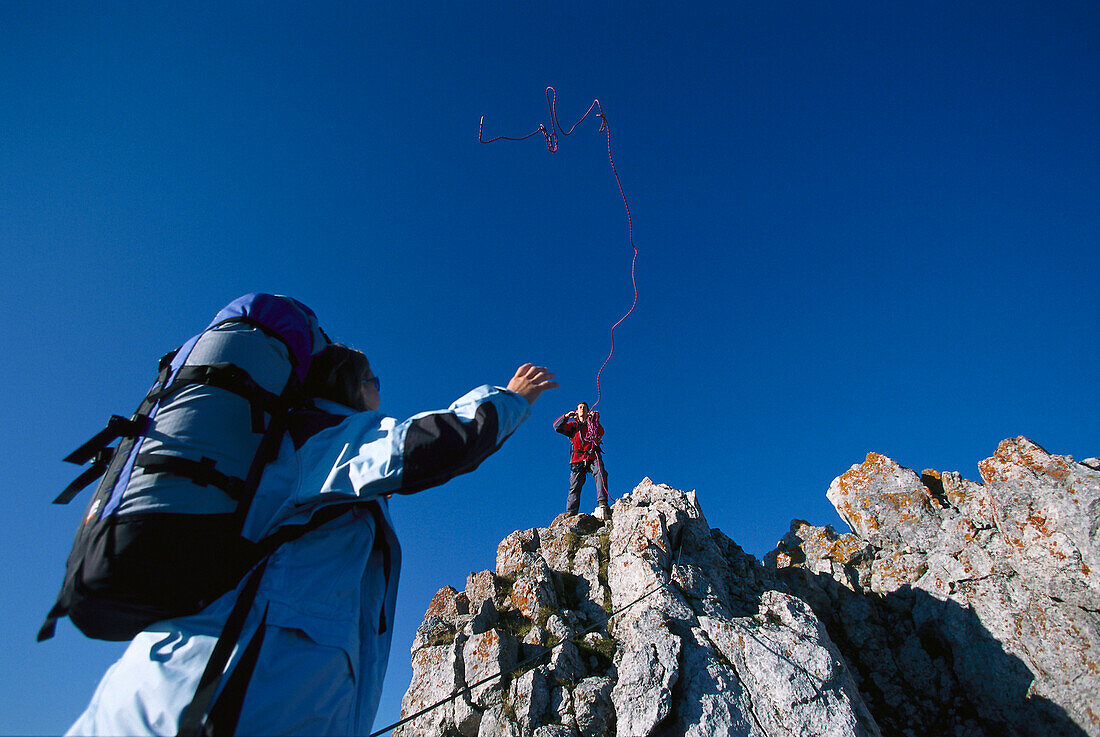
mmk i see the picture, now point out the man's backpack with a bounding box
[39,293,329,642]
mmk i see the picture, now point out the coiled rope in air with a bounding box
[479,86,638,410]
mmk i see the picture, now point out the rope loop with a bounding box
[479,87,638,409]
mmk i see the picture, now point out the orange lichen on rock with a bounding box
[425,585,466,619]
[790,522,868,566]
[871,552,923,590]
[467,629,501,664]
[465,570,496,609]
[508,575,553,621]
[979,437,1074,485]
[630,515,668,555]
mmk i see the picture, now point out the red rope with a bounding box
[479,87,637,409]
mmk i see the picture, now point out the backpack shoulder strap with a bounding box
[175,502,357,737]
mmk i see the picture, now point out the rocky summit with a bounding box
[395,438,1099,737]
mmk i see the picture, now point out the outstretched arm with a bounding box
[291,364,558,505]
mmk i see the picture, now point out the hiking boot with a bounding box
[593,504,610,520]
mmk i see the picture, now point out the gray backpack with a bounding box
[40,293,329,642]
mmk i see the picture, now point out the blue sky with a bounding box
[1,2,1097,733]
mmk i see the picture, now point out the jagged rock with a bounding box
[510,666,552,733]
[571,677,613,737]
[467,598,500,636]
[978,438,1100,608]
[772,437,1100,737]
[548,640,584,684]
[697,592,877,737]
[544,614,573,642]
[522,624,549,646]
[509,574,557,622]
[609,608,682,735]
[497,529,543,579]
[571,545,606,612]
[397,442,1098,737]
[397,478,876,736]
[411,585,466,652]
[532,727,575,737]
[479,705,521,737]
[455,691,482,737]
[398,643,460,735]
[464,629,517,707]
[550,685,575,730]
[467,570,498,610]
[411,615,454,653]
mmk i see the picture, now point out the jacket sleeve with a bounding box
[554,414,577,436]
[291,385,531,506]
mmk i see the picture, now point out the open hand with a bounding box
[506,363,559,405]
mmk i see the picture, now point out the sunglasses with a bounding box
[362,376,381,392]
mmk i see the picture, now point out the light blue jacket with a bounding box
[67,384,531,736]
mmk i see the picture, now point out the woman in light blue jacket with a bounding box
[67,346,558,736]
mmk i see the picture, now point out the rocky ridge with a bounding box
[396,438,1099,736]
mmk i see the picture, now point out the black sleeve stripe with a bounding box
[286,408,350,450]
[398,402,501,495]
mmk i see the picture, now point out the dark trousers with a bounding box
[566,454,608,514]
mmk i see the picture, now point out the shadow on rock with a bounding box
[772,563,1090,737]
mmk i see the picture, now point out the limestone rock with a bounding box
[464,629,518,707]
[772,437,1100,737]
[510,666,552,733]
[509,574,557,622]
[410,585,466,652]
[397,478,877,736]
[467,598,500,636]
[396,643,460,735]
[571,677,613,737]
[396,442,1097,736]
[978,437,1100,608]
[467,570,498,610]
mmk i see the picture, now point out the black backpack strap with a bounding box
[56,353,174,505]
[286,405,349,450]
[231,411,291,527]
[149,364,289,434]
[64,415,148,466]
[37,601,67,642]
[134,454,247,502]
[55,414,150,505]
[53,447,116,505]
[176,503,356,737]
[203,606,269,736]
[176,557,270,737]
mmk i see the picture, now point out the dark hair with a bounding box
[303,343,372,411]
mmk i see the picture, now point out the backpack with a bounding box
[39,293,329,642]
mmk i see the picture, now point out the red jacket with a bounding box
[553,413,604,463]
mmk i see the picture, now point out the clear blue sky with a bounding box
[2,2,1096,733]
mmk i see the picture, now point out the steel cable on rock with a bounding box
[370,523,837,736]
[368,528,680,737]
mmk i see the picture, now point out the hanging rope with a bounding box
[479,86,638,409]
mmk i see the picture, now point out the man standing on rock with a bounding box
[554,402,611,518]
